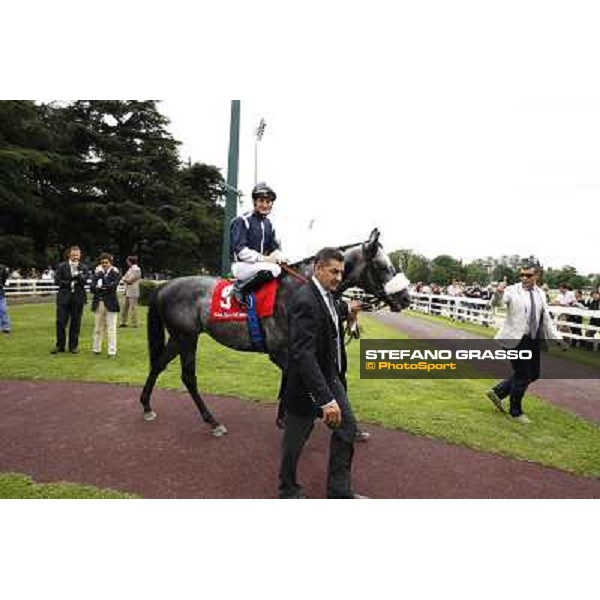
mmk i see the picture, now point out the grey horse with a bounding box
[140,228,411,435]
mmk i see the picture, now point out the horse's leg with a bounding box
[140,336,180,420]
[179,334,228,437]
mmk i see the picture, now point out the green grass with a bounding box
[0,472,138,499]
[1,303,599,479]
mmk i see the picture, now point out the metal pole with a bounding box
[221,100,241,276]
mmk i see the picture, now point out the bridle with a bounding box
[336,245,393,312]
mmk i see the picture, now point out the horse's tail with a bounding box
[147,290,166,370]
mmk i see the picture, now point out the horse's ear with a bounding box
[364,228,380,258]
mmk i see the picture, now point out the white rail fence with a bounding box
[5,281,600,350]
[409,292,600,350]
[3,278,126,296]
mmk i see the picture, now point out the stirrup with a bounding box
[231,287,247,307]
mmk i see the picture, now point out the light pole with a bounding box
[221,100,241,276]
[254,118,266,184]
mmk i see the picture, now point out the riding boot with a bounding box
[231,270,276,307]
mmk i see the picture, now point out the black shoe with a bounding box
[280,489,308,499]
[50,347,65,354]
[2,330,10,334]
[119,324,127,328]
[355,429,371,442]
[328,492,370,499]
[69,348,79,354]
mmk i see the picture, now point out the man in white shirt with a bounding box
[487,263,565,424]
[120,255,142,328]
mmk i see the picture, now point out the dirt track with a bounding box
[1,380,598,498]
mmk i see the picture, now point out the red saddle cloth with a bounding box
[209,279,278,322]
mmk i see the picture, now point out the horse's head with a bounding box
[342,229,411,312]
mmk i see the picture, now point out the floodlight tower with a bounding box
[254,118,266,184]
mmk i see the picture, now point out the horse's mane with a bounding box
[289,240,367,269]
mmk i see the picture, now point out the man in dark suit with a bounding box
[278,247,366,499]
[51,246,90,354]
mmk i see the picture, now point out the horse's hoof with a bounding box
[212,424,228,437]
[143,411,157,421]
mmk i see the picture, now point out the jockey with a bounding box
[229,182,286,305]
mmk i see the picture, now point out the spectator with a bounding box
[120,255,142,328]
[584,291,600,349]
[569,290,586,346]
[487,263,565,424]
[554,282,576,336]
[0,263,11,333]
[28,267,40,279]
[52,246,90,354]
[91,253,121,357]
[431,282,442,315]
[556,283,576,307]
[9,268,21,280]
[447,279,464,321]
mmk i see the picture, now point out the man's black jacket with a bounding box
[282,280,348,417]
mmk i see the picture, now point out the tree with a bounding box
[388,249,431,283]
[0,100,57,266]
[492,264,516,284]
[464,260,491,285]
[0,100,227,274]
[544,266,588,290]
[165,162,225,274]
[430,255,464,286]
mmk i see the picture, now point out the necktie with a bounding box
[326,293,341,368]
[529,289,538,337]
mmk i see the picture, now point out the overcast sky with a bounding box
[160,92,599,275]
[7,2,599,275]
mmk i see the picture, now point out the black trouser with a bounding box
[279,377,357,498]
[493,335,541,417]
[56,300,84,351]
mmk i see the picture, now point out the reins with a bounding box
[280,263,309,283]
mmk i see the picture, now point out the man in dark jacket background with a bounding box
[91,252,121,357]
[52,246,90,354]
[278,247,366,499]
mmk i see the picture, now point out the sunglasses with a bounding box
[519,273,535,278]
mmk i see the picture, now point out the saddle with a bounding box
[209,279,278,322]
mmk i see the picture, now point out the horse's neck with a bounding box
[288,244,363,290]
[289,259,314,279]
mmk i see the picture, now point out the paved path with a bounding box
[375,312,600,423]
[1,380,598,498]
